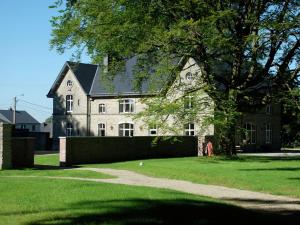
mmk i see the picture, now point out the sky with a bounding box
[0,0,90,122]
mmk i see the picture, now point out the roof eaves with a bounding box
[47,62,69,98]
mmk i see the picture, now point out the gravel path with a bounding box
[75,168,300,212]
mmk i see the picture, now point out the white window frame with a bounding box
[149,125,158,136]
[184,95,194,109]
[66,95,73,113]
[244,123,256,144]
[185,123,195,136]
[98,123,106,136]
[119,99,134,113]
[66,123,73,136]
[98,103,106,114]
[265,123,272,144]
[119,123,134,137]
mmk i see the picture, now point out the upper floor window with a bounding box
[185,123,195,136]
[265,123,272,144]
[98,123,106,136]
[149,125,158,136]
[266,105,272,115]
[67,80,73,90]
[66,123,73,136]
[184,95,194,109]
[32,125,36,131]
[119,123,134,137]
[20,124,26,130]
[66,95,73,113]
[119,99,134,113]
[99,104,106,113]
[244,123,256,144]
[186,72,193,81]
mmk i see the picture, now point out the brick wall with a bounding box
[60,136,198,166]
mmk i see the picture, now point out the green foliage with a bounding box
[50,0,300,154]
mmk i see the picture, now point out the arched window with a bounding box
[98,123,106,136]
[99,104,106,113]
[119,123,134,136]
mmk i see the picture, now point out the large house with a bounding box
[0,109,41,132]
[47,58,281,151]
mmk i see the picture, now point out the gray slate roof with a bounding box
[48,58,153,98]
[0,113,11,124]
[0,110,40,124]
[90,57,151,96]
[67,61,98,94]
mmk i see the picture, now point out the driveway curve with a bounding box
[75,167,300,212]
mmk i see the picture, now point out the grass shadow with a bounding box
[24,198,300,225]
[33,164,81,170]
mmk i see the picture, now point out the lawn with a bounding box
[81,155,300,198]
[0,176,299,225]
[0,154,300,224]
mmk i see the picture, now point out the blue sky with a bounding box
[0,0,90,122]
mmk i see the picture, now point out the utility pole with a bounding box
[13,96,16,124]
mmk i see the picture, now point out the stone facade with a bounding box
[50,59,214,150]
[49,58,281,152]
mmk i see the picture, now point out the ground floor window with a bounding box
[244,123,256,144]
[119,123,134,137]
[98,123,106,136]
[66,123,73,136]
[265,123,272,144]
[149,125,157,136]
[185,123,195,136]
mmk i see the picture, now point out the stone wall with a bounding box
[0,123,12,169]
[60,136,198,166]
[0,122,35,169]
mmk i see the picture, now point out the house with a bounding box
[0,109,41,132]
[0,113,11,124]
[47,58,281,151]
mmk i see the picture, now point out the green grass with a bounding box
[82,155,300,198]
[1,154,300,224]
[0,154,113,180]
[0,177,299,225]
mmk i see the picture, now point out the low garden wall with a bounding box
[11,137,35,168]
[0,123,35,169]
[60,136,199,166]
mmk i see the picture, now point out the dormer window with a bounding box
[186,72,193,81]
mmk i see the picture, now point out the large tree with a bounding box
[50,0,300,155]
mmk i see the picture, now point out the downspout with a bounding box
[87,95,91,136]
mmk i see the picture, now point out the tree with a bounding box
[50,0,300,155]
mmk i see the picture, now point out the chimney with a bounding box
[103,55,108,73]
